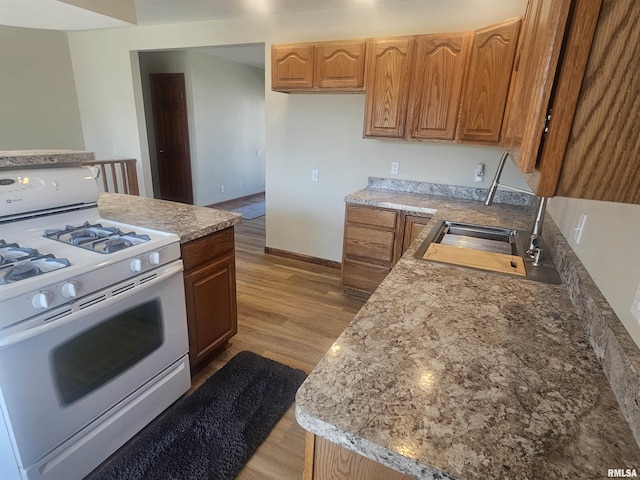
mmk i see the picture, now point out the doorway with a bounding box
[138,45,265,206]
[149,73,194,204]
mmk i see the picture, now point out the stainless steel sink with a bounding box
[414,220,562,284]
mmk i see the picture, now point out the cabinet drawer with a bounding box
[346,205,397,229]
[342,258,390,294]
[181,228,235,272]
[344,225,395,264]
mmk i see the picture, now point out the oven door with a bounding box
[0,260,189,469]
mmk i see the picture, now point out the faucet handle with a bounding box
[532,248,543,267]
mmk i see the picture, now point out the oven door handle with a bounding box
[0,261,184,348]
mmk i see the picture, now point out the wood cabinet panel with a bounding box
[271,44,314,90]
[401,215,431,254]
[364,37,416,138]
[502,0,571,174]
[458,17,521,144]
[344,225,396,264]
[554,0,639,203]
[181,227,234,271]
[308,435,411,480]
[341,258,391,298]
[315,40,366,90]
[342,204,431,297]
[406,33,471,141]
[345,204,397,229]
[184,255,237,368]
[181,227,238,373]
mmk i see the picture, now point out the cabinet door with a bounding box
[406,33,471,141]
[184,254,238,371]
[315,40,366,90]
[502,0,572,174]
[458,18,521,144]
[401,215,431,255]
[272,44,314,90]
[364,37,416,138]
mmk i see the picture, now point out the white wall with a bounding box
[0,26,84,150]
[548,197,640,351]
[187,50,265,205]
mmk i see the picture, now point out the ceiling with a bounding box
[0,0,408,31]
[0,0,408,70]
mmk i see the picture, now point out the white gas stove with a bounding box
[0,166,190,480]
[0,177,181,330]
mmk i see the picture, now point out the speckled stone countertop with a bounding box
[296,180,640,479]
[98,193,241,243]
[0,150,95,169]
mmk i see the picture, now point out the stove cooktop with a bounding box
[44,221,151,254]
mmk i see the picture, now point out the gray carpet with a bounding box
[89,351,306,480]
[231,201,265,220]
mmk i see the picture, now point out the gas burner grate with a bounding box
[0,252,71,285]
[43,222,150,254]
[0,240,42,266]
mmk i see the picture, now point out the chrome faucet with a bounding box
[484,151,547,266]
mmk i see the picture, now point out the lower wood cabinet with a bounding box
[181,227,238,373]
[341,204,430,298]
[304,433,411,480]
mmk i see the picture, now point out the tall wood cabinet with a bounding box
[341,204,430,298]
[181,227,238,373]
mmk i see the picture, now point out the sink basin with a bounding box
[414,220,562,284]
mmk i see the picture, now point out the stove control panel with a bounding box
[0,242,182,329]
[0,168,98,220]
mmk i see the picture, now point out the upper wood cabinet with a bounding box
[271,44,315,90]
[501,0,640,204]
[363,37,416,138]
[314,40,366,89]
[406,33,471,141]
[457,18,522,144]
[272,40,366,93]
[363,21,520,144]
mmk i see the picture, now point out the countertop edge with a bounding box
[97,193,242,244]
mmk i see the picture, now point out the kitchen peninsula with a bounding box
[297,180,640,479]
[98,193,242,372]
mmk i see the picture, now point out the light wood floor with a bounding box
[194,195,365,480]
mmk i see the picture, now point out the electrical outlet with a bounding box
[220,185,225,193]
[631,283,640,323]
[311,170,319,182]
[474,163,485,182]
[238,181,242,190]
[390,162,400,175]
[574,212,587,244]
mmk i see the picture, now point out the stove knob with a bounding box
[149,252,161,265]
[130,258,142,272]
[32,291,53,309]
[61,281,78,299]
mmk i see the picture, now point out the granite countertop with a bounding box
[98,193,241,243]
[0,150,95,169]
[296,181,640,479]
